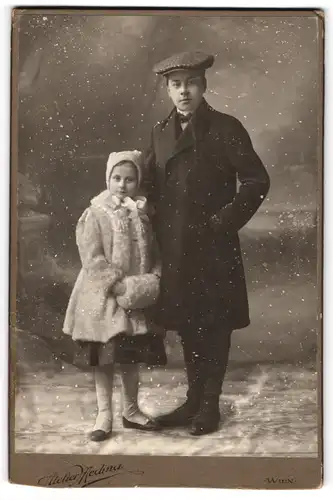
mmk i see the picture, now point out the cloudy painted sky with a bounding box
[17,12,321,211]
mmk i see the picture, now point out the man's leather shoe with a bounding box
[190,418,220,436]
[189,401,220,436]
[155,400,199,428]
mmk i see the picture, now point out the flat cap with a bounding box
[153,51,215,75]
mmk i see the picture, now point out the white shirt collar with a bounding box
[176,109,192,116]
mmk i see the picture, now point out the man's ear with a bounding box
[164,75,170,91]
[202,76,207,93]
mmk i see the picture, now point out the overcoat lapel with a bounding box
[190,99,211,145]
[155,99,212,181]
[155,110,177,171]
[155,110,194,165]
[173,119,195,158]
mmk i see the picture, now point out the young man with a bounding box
[143,51,270,435]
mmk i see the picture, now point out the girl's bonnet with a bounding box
[106,150,143,189]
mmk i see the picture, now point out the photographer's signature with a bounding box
[38,462,144,487]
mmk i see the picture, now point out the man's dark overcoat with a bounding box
[143,99,270,332]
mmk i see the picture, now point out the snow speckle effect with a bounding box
[15,13,320,457]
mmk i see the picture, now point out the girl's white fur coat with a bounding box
[63,190,161,343]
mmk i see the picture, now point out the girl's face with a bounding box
[109,162,138,199]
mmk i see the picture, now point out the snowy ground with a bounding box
[14,361,318,457]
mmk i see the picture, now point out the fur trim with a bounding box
[63,192,159,343]
[116,274,160,310]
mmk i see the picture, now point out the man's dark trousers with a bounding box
[158,326,232,435]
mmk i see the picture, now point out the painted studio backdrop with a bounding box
[14,13,321,455]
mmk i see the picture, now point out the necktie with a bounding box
[178,113,192,124]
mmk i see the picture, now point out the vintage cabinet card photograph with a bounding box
[9,8,323,489]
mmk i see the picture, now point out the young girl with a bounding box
[63,150,167,442]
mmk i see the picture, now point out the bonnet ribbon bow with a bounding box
[112,195,149,222]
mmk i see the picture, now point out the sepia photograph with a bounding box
[10,7,323,488]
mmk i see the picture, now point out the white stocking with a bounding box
[93,365,114,433]
[118,364,150,425]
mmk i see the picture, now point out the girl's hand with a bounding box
[113,281,126,296]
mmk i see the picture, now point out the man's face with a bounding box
[166,69,206,113]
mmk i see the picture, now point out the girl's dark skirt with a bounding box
[71,332,167,369]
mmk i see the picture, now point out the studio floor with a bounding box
[14,361,319,457]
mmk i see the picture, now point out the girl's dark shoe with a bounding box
[90,429,112,442]
[122,416,161,431]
